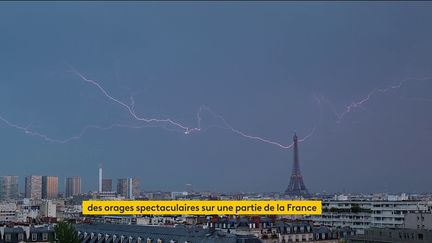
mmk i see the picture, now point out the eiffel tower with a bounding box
[285,133,309,197]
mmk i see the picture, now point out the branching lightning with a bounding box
[197,105,318,149]
[72,70,201,135]
[1,69,430,148]
[0,116,175,144]
[71,69,319,149]
[318,77,432,123]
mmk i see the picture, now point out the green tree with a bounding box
[350,204,361,213]
[52,221,80,243]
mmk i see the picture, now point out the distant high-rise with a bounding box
[117,178,140,199]
[102,179,112,192]
[65,176,81,197]
[0,176,19,201]
[117,179,128,198]
[25,176,42,200]
[131,178,140,198]
[42,176,58,199]
[285,133,309,197]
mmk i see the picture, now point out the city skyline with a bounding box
[0,2,432,193]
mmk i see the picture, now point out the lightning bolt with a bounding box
[0,114,180,144]
[72,70,202,135]
[71,69,319,149]
[198,105,318,149]
[320,77,432,123]
[2,70,430,148]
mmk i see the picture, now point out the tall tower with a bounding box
[98,163,103,193]
[285,133,309,197]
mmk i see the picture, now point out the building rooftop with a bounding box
[75,223,257,243]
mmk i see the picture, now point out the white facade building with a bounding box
[311,196,431,234]
[0,203,17,222]
[40,200,56,218]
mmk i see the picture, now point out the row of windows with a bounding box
[4,233,49,242]
[81,232,188,243]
